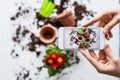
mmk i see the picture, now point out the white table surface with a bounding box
[0,0,119,80]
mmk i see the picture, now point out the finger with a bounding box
[105,33,111,40]
[99,22,113,39]
[81,14,104,27]
[104,31,113,40]
[88,50,98,60]
[108,31,113,38]
[80,49,91,60]
[80,49,98,68]
[103,15,119,34]
[103,44,115,60]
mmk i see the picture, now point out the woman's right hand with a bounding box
[81,5,120,40]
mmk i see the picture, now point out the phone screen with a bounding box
[63,27,100,49]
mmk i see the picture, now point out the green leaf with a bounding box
[48,68,56,76]
[46,49,53,55]
[43,64,49,68]
[63,54,68,59]
[77,28,83,34]
[80,41,86,45]
[44,55,47,58]
[42,59,44,62]
[47,45,65,54]
[55,47,62,53]
[63,61,71,68]
[48,45,55,49]
[57,67,63,73]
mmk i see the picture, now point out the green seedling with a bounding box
[39,0,55,17]
[77,28,83,34]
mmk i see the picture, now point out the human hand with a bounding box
[81,5,120,40]
[80,44,120,78]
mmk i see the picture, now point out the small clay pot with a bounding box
[56,10,75,27]
[85,38,92,44]
[77,36,84,42]
[39,25,56,44]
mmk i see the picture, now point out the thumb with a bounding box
[103,15,118,34]
[103,44,115,60]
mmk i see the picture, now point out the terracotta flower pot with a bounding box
[85,38,92,44]
[77,36,84,42]
[56,10,75,27]
[39,25,56,44]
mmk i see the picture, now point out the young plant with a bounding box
[43,45,70,76]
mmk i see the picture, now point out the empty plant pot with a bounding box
[56,10,75,27]
[39,25,56,44]
[77,36,84,42]
[85,38,92,44]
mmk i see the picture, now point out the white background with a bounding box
[0,0,119,80]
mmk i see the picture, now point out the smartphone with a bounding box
[58,27,105,50]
